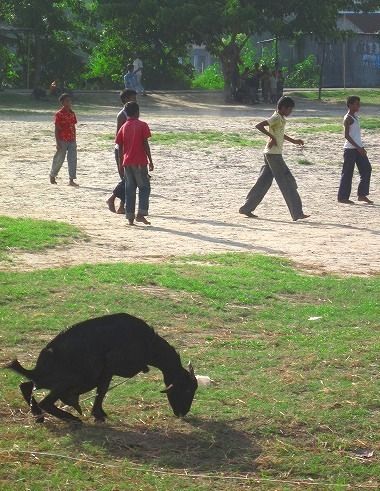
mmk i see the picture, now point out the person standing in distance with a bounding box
[49,93,78,187]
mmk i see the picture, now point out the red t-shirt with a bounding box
[115,118,151,166]
[54,107,77,142]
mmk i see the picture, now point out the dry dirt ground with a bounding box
[1,91,379,275]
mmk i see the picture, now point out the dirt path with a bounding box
[1,91,379,275]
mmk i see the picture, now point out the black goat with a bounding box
[6,313,198,423]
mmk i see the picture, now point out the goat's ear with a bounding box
[160,383,175,394]
[188,361,195,380]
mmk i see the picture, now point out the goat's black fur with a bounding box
[6,313,197,423]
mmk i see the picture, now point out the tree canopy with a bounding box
[0,0,379,89]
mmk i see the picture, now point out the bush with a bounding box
[286,55,320,88]
[191,63,223,90]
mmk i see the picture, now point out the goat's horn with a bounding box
[160,383,174,394]
[188,362,195,379]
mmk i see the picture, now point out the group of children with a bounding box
[236,62,284,105]
[49,92,374,225]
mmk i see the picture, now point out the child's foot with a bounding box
[293,214,310,221]
[69,179,79,187]
[136,214,151,225]
[50,175,57,184]
[116,206,125,214]
[127,219,135,226]
[106,198,116,213]
[239,207,258,218]
[338,198,355,204]
[358,196,374,204]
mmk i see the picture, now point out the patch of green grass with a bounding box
[151,131,261,147]
[0,253,379,489]
[100,131,262,148]
[289,89,380,105]
[0,216,86,261]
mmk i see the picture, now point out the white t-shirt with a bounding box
[343,113,363,149]
[133,58,143,73]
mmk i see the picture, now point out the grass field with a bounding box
[0,218,379,490]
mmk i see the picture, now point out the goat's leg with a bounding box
[38,392,82,423]
[20,381,44,423]
[92,374,113,422]
[60,393,82,415]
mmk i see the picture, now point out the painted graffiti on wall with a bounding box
[355,40,380,69]
[363,54,380,69]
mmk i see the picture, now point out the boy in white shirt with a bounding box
[337,96,373,204]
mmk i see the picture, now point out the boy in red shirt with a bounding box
[115,102,154,225]
[49,93,78,186]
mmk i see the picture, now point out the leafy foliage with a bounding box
[286,55,320,88]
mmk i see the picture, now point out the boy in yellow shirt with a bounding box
[239,96,309,221]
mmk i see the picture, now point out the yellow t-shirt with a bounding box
[264,111,286,154]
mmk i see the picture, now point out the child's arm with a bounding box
[143,139,154,171]
[284,134,304,146]
[344,117,366,156]
[255,120,277,148]
[55,125,61,150]
[118,144,123,172]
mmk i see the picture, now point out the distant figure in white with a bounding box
[133,55,146,95]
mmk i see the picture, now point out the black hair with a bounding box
[120,89,137,103]
[125,101,139,117]
[59,93,71,103]
[277,96,295,110]
[127,64,134,71]
[346,95,360,107]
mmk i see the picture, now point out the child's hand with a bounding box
[268,137,278,149]
[294,139,304,146]
[149,162,154,171]
[358,147,367,156]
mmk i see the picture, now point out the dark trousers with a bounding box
[113,146,125,201]
[338,148,372,200]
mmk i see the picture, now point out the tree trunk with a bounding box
[33,32,42,88]
[318,42,326,101]
[220,40,241,103]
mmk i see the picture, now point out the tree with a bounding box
[94,0,197,88]
[0,0,91,87]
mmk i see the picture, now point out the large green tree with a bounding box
[94,0,197,88]
[0,0,91,87]
[95,0,380,95]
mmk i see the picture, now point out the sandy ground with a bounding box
[0,91,379,275]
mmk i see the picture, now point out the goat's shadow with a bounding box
[49,415,261,472]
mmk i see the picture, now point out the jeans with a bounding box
[240,153,304,220]
[124,165,150,219]
[338,148,372,200]
[113,146,125,201]
[50,140,77,179]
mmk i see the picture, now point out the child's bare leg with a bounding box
[136,214,151,225]
[106,194,117,213]
[116,201,125,214]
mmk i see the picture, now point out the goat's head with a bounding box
[161,362,198,417]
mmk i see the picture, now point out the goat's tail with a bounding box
[5,359,33,379]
